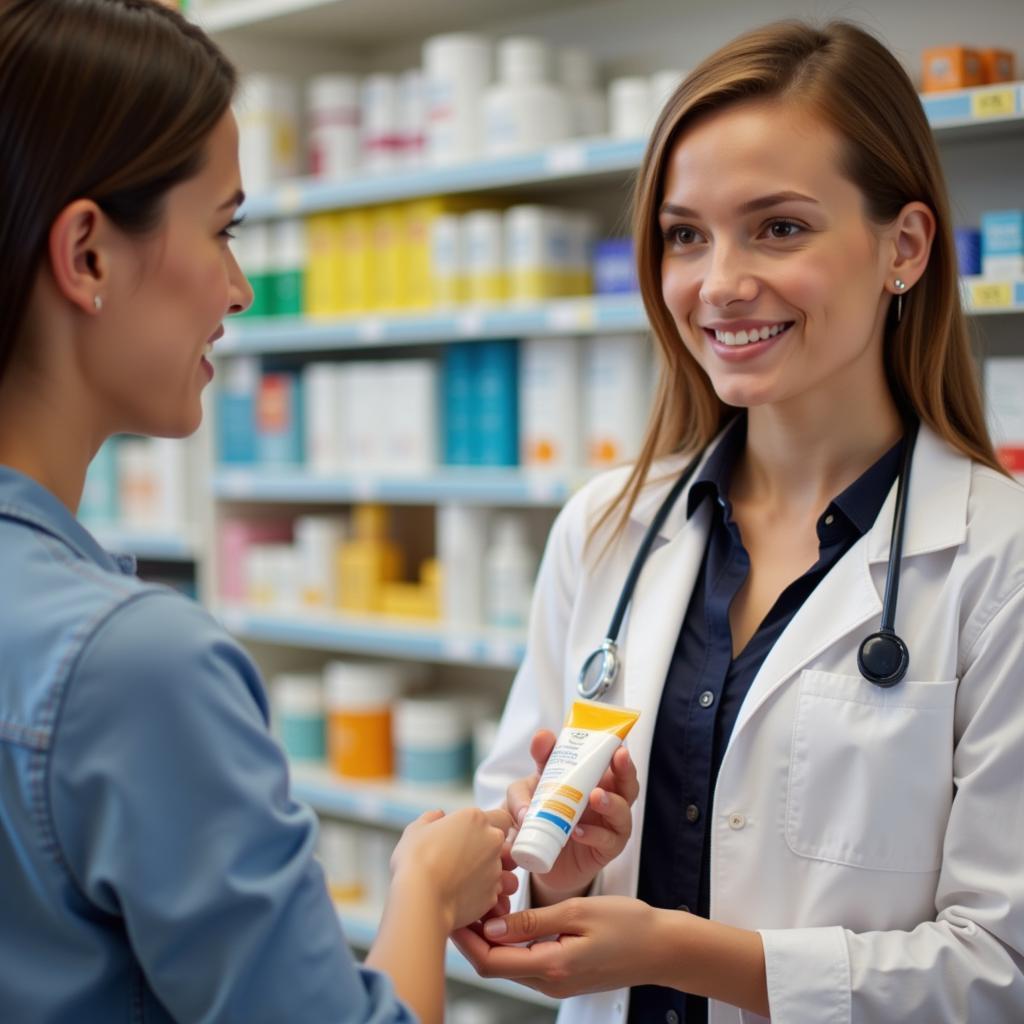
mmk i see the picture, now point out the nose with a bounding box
[698,243,759,309]
[227,247,254,316]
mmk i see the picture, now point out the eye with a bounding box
[763,219,803,240]
[662,224,705,247]
[220,215,243,240]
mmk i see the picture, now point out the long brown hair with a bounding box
[600,19,1004,540]
[0,0,236,382]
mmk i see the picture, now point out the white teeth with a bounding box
[204,341,213,358]
[714,322,789,346]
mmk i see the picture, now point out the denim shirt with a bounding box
[0,466,414,1024]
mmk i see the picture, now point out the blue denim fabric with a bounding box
[0,466,413,1024]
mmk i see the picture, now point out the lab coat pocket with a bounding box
[785,669,956,872]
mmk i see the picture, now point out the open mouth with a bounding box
[705,321,795,347]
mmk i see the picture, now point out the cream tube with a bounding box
[511,699,640,874]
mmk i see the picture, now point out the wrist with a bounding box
[647,906,699,990]
[530,871,595,908]
[390,863,456,935]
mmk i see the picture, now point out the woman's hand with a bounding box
[391,807,516,931]
[506,730,640,901]
[451,895,665,998]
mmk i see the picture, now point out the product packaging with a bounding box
[272,672,326,762]
[511,699,640,873]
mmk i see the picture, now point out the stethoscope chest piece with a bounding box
[857,630,910,688]
[578,639,621,701]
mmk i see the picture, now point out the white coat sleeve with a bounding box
[758,579,1024,1023]
[474,490,589,910]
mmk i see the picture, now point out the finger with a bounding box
[529,729,558,774]
[484,807,515,834]
[610,745,640,803]
[482,902,583,945]
[587,788,632,835]
[500,870,519,896]
[570,822,626,860]
[506,778,536,827]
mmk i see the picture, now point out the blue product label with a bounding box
[217,394,258,464]
[536,810,572,835]
[398,742,471,784]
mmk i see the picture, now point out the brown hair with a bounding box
[0,0,236,382]
[599,19,1004,540]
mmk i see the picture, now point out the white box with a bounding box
[583,334,650,467]
[302,362,346,475]
[985,357,1024,476]
[383,360,438,473]
[519,336,581,468]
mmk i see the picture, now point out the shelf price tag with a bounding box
[547,142,587,175]
[359,319,384,343]
[548,299,596,332]
[969,280,1012,310]
[276,183,304,215]
[971,88,1017,119]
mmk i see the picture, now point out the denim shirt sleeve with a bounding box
[48,589,415,1024]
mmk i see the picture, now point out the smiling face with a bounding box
[658,98,895,416]
[87,110,252,438]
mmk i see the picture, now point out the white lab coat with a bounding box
[476,423,1024,1024]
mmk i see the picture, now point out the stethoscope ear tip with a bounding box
[857,631,909,688]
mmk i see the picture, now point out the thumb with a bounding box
[481,902,577,944]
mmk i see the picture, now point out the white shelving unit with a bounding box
[195,1,1024,1013]
[217,604,526,668]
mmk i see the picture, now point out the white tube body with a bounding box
[511,725,621,873]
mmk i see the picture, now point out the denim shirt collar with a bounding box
[0,466,137,576]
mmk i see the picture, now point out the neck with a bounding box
[0,357,103,515]
[734,382,903,514]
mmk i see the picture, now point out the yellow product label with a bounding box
[508,268,562,302]
[565,698,641,740]
[970,280,1013,310]
[369,205,408,311]
[972,88,1016,119]
[338,210,372,314]
[555,784,584,802]
[304,213,343,316]
[541,799,578,819]
[466,271,507,304]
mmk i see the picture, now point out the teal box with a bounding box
[443,343,478,466]
[475,340,519,467]
[216,356,260,465]
[397,741,472,785]
[981,210,1024,258]
[80,440,119,522]
[280,713,326,762]
[257,372,304,466]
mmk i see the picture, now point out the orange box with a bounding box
[979,48,1016,84]
[922,46,985,92]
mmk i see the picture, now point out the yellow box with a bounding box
[922,46,985,93]
[405,197,476,309]
[369,205,407,312]
[304,213,344,317]
[338,209,372,314]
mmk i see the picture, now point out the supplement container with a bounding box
[318,820,364,902]
[423,33,491,165]
[484,515,537,629]
[558,47,606,137]
[463,210,505,304]
[609,75,652,138]
[325,660,407,778]
[272,673,326,762]
[393,696,472,786]
[307,74,360,179]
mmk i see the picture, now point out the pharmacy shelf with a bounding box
[232,83,1023,223]
[336,901,559,1009]
[197,0,586,45]
[214,465,583,506]
[218,294,646,354]
[217,604,526,668]
[961,278,1024,315]
[291,763,475,827]
[239,136,646,219]
[924,81,1024,142]
[86,523,199,562]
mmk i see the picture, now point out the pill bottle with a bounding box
[393,696,472,786]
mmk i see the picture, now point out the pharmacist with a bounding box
[462,20,1024,1024]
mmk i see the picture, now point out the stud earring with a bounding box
[893,279,906,323]
[93,295,103,311]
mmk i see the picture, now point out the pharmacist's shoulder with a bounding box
[962,460,1024,578]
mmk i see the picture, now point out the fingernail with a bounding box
[516,807,527,826]
[484,918,508,939]
[573,826,585,838]
[598,792,610,810]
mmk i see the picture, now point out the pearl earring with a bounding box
[93,295,103,311]
[893,279,906,323]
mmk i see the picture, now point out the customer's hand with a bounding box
[391,807,516,931]
[506,730,639,900]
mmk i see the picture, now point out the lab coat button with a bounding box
[728,813,746,830]
[666,1011,680,1024]
[698,690,715,708]
[685,803,700,823]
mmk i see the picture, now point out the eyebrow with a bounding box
[660,191,820,218]
[219,189,245,211]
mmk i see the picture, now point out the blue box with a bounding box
[443,343,477,466]
[981,210,1024,277]
[954,227,982,277]
[216,356,260,465]
[593,237,638,294]
[475,340,519,467]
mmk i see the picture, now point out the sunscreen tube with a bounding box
[511,699,639,874]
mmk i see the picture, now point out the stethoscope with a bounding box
[578,417,920,701]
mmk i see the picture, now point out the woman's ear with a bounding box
[886,200,936,292]
[48,199,111,316]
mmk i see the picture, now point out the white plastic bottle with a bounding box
[307,74,360,179]
[482,37,569,157]
[360,73,401,173]
[422,33,491,165]
[437,504,489,629]
[484,516,537,630]
[558,47,606,138]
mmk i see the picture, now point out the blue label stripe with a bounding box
[536,810,572,835]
